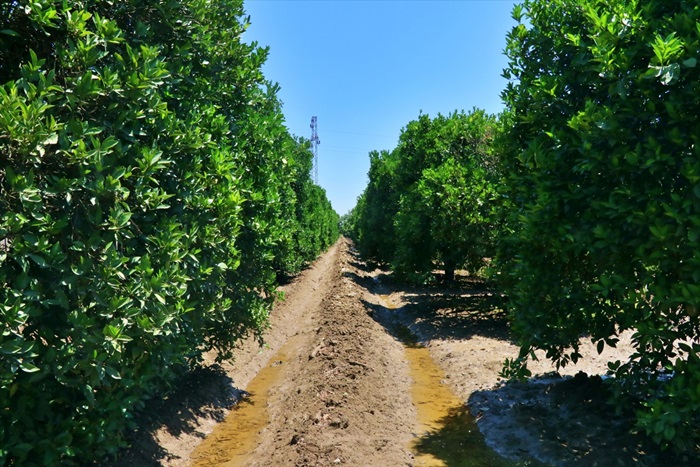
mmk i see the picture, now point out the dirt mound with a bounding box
[232,250,416,466]
[115,239,417,466]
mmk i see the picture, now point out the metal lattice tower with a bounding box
[310,116,320,183]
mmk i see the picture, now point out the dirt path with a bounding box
[190,238,416,466]
[115,237,691,466]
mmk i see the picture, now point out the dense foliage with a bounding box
[0,0,337,464]
[274,136,339,277]
[498,0,700,451]
[349,110,500,282]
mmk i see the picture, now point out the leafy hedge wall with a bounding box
[498,0,700,451]
[0,1,337,464]
[273,136,340,277]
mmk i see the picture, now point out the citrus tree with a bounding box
[353,149,400,264]
[352,109,499,282]
[392,110,499,281]
[498,0,700,451]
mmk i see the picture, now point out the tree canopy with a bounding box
[350,109,500,282]
[498,0,700,451]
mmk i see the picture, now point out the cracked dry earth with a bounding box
[114,237,693,466]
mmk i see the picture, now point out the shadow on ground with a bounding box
[345,244,698,466]
[346,249,539,466]
[467,374,691,467]
[412,405,533,467]
[105,365,245,466]
[344,248,514,345]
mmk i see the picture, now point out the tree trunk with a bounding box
[444,260,456,282]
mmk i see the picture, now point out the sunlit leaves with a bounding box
[651,32,685,65]
[0,0,336,464]
[351,109,499,283]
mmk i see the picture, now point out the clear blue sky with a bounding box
[243,0,518,216]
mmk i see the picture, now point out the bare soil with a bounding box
[113,238,691,466]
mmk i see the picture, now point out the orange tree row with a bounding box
[347,0,700,453]
[345,109,501,282]
[0,1,337,464]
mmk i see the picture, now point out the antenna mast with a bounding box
[310,116,320,183]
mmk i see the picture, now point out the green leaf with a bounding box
[82,384,96,406]
[664,425,675,440]
[43,133,58,146]
[683,57,697,68]
[0,343,20,355]
[116,333,132,343]
[28,254,47,267]
[20,362,40,373]
[689,228,700,243]
[659,63,680,85]
[105,366,121,380]
[511,4,523,23]
[103,325,120,339]
[624,152,638,165]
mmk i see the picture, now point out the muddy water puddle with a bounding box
[191,291,532,466]
[378,295,530,467]
[190,347,291,466]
